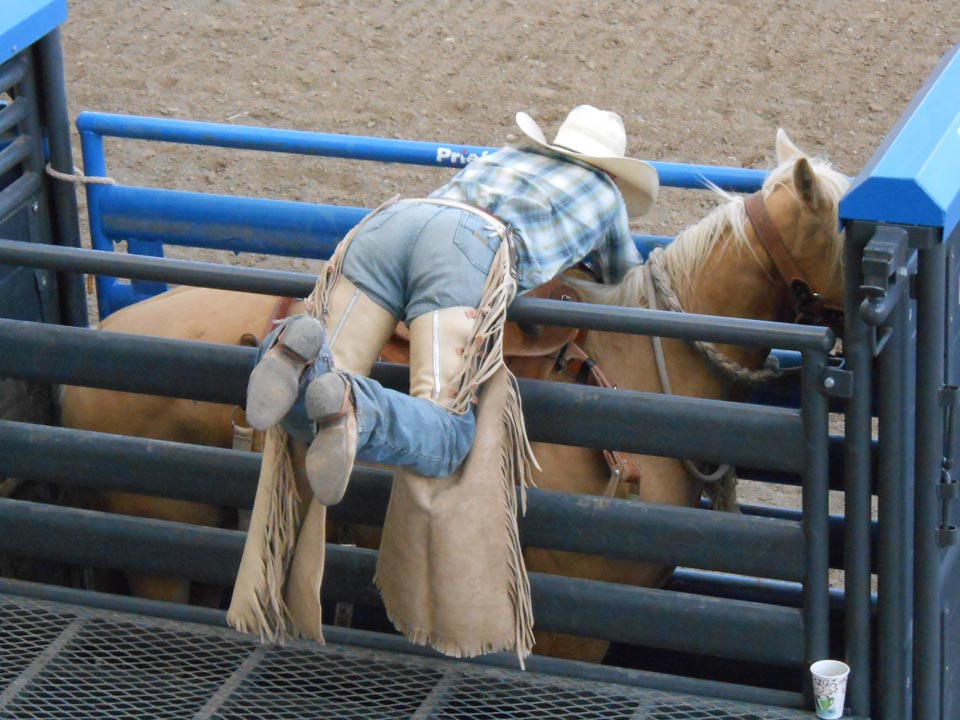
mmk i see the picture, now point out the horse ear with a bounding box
[793,157,828,211]
[775,128,803,164]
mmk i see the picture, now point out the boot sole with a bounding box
[304,372,350,421]
[245,317,325,430]
[305,411,357,506]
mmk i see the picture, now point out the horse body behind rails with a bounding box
[60,130,849,662]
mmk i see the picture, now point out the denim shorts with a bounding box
[340,202,503,324]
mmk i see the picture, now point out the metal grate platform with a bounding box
[0,593,816,719]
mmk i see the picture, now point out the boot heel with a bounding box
[305,372,351,421]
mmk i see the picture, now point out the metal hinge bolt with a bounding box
[938,385,959,547]
[820,366,852,398]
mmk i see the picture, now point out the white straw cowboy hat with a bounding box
[516,105,659,217]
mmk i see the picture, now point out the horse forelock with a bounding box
[573,152,849,309]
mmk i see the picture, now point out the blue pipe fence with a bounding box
[77,111,769,318]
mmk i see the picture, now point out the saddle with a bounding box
[386,276,581,361]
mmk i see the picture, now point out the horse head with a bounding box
[751,129,850,333]
[574,129,849,341]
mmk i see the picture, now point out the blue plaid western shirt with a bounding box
[430,146,640,292]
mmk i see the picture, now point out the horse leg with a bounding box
[127,576,190,604]
[532,633,612,664]
[524,445,700,662]
[103,491,235,606]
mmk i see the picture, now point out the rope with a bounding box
[643,260,734,492]
[45,163,116,186]
[643,248,792,512]
[645,247,780,386]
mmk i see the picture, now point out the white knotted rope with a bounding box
[45,163,116,186]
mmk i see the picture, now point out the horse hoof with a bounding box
[245,316,325,430]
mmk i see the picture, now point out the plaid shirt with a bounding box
[430,147,639,291]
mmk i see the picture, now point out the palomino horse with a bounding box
[60,129,849,662]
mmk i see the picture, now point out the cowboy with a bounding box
[244,105,659,506]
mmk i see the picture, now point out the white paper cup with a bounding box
[810,659,850,719]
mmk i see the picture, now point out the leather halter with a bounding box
[743,192,844,335]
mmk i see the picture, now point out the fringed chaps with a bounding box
[227,200,394,643]
[228,199,538,664]
[374,233,537,665]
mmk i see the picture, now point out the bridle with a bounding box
[743,191,845,337]
[536,192,845,500]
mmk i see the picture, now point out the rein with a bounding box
[643,259,738,505]
[743,191,844,334]
[645,247,782,386]
[553,340,644,499]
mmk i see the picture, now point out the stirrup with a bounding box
[245,316,326,430]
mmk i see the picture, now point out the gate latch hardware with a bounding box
[820,366,853,399]
[859,226,916,330]
[938,385,959,547]
[861,226,909,299]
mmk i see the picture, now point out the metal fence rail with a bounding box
[0,317,812,472]
[75,111,770,317]
[0,498,806,667]
[0,420,806,582]
[0,212,837,697]
[77,111,770,190]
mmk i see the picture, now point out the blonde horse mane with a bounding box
[573,151,849,310]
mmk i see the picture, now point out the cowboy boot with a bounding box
[302,371,356,505]
[302,277,398,505]
[245,314,328,431]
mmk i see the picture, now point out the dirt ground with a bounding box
[59,1,959,248]
[56,3,959,523]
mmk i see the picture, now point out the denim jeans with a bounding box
[272,202,500,477]
[273,354,477,479]
[340,201,502,324]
